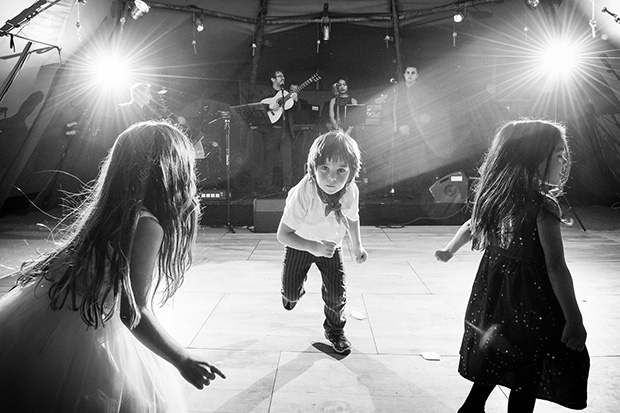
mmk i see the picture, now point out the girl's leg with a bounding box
[458,381,494,413]
[507,388,536,413]
[507,365,538,413]
[281,247,313,310]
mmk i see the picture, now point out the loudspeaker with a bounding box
[253,198,286,233]
[429,171,469,203]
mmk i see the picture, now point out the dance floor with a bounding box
[1,204,619,412]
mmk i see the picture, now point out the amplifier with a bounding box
[253,198,286,233]
[199,189,227,201]
[429,172,468,203]
[293,124,317,131]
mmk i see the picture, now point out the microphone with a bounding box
[390,78,398,84]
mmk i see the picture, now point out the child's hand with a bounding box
[435,249,453,262]
[178,354,226,390]
[354,248,367,264]
[561,321,587,352]
[315,240,337,258]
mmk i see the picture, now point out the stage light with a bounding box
[129,0,149,20]
[91,52,130,91]
[526,0,540,10]
[539,39,579,77]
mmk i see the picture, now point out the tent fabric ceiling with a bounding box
[146,0,497,34]
[1,0,620,210]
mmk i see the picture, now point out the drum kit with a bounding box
[152,89,224,187]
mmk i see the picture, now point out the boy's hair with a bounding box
[471,118,570,249]
[306,130,362,184]
[20,121,199,329]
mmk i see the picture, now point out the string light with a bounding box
[194,15,204,32]
[321,3,330,41]
[453,21,457,47]
[526,0,540,10]
[589,0,596,38]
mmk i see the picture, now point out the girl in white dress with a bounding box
[0,120,225,412]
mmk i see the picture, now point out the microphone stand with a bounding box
[389,79,399,196]
[210,111,235,233]
[280,87,287,193]
[222,111,235,233]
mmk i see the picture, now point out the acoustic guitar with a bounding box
[261,73,321,123]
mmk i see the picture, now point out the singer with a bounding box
[328,77,358,135]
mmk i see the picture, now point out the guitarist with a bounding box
[254,70,296,193]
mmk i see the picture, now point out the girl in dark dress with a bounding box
[435,119,589,412]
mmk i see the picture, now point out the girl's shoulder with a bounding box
[536,193,562,222]
[139,208,159,222]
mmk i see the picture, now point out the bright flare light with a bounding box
[539,39,580,78]
[91,53,131,90]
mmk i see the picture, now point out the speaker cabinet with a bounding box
[253,198,286,233]
[429,172,469,203]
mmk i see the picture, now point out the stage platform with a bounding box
[199,190,469,230]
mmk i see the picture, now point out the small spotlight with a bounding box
[453,11,465,23]
[195,16,204,32]
[526,0,540,10]
[130,0,149,20]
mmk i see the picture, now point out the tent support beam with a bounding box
[0,42,32,107]
[249,0,269,102]
[147,0,499,26]
[391,0,402,79]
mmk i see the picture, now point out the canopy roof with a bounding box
[1,0,620,210]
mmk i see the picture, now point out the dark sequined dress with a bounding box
[459,199,590,409]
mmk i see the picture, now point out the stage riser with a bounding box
[199,200,468,229]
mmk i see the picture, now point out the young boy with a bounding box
[276,130,368,354]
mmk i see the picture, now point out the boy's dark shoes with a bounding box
[282,296,296,311]
[325,331,351,354]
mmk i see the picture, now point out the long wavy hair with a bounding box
[470,119,570,250]
[19,121,200,328]
[306,130,362,184]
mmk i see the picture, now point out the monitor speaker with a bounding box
[429,171,469,203]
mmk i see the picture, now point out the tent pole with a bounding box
[0,42,33,105]
[390,0,402,78]
[249,0,269,102]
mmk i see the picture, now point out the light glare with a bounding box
[539,40,579,77]
[92,53,130,90]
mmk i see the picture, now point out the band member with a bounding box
[255,70,296,193]
[329,77,357,135]
[395,66,420,139]
[319,82,338,133]
[112,82,153,137]
[289,81,314,183]
[393,65,435,193]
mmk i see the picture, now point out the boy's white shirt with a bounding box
[281,175,359,245]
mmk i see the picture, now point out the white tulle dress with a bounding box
[0,257,187,412]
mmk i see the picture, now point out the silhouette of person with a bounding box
[0,91,45,181]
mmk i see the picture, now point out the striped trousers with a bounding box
[281,246,347,334]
